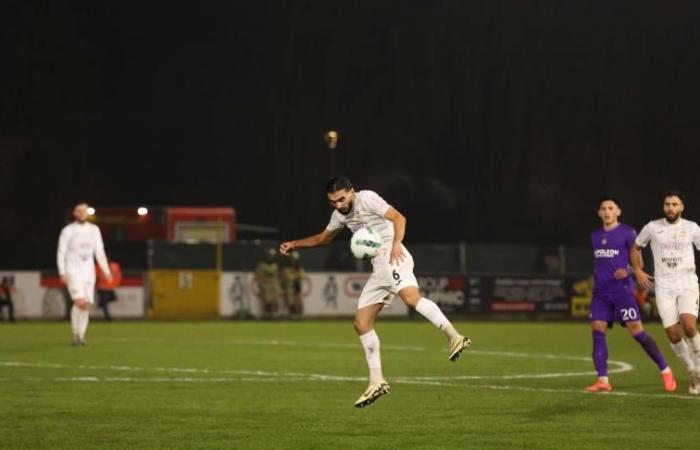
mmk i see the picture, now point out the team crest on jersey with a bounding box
[601,238,607,245]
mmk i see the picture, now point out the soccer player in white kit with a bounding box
[57,202,112,346]
[631,191,700,394]
[279,177,471,407]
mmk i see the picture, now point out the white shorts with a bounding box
[67,278,95,304]
[655,288,700,328]
[357,244,419,310]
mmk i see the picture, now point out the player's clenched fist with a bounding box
[279,241,295,255]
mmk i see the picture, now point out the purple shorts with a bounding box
[590,291,642,327]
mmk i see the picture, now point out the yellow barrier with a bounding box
[570,296,591,318]
[150,270,220,319]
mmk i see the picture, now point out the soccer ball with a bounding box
[350,228,382,259]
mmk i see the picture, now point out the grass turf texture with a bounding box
[0,320,695,449]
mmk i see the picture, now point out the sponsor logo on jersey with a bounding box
[662,242,684,250]
[594,249,619,258]
[661,257,682,268]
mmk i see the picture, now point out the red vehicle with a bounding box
[88,206,237,243]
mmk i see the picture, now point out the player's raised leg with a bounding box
[398,286,471,361]
[625,320,676,392]
[353,303,390,408]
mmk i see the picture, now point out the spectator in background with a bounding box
[255,248,280,319]
[632,279,653,321]
[281,251,305,318]
[96,259,122,321]
[0,276,16,322]
[538,246,562,275]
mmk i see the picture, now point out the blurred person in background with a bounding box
[255,248,280,319]
[0,276,16,322]
[281,251,305,318]
[632,280,653,321]
[57,201,112,346]
[96,258,122,321]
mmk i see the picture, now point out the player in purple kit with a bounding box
[586,197,676,392]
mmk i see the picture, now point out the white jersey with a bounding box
[57,222,110,282]
[326,190,394,245]
[635,218,700,291]
[326,190,419,302]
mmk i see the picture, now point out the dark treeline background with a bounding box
[1,1,699,252]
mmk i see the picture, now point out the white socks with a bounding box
[359,330,384,384]
[671,339,696,372]
[415,298,460,341]
[79,309,89,339]
[686,333,700,369]
[71,305,80,337]
[71,305,90,340]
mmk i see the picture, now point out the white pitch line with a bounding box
[7,374,700,402]
[1,338,635,380]
[0,361,366,381]
[93,337,631,365]
[469,383,700,402]
[0,354,632,380]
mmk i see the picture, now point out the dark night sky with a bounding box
[2,1,700,248]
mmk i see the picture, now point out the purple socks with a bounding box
[633,331,668,371]
[592,330,608,377]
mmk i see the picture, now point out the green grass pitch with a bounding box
[0,320,696,449]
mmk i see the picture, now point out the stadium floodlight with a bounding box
[137,207,148,216]
[87,207,96,215]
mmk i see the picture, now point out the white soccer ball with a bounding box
[350,228,382,259]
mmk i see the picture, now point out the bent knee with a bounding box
[666,327,683,343]
[590,321,608,333]
[353,318,371,334]
[625,321,644,334]
[683,324,698,337]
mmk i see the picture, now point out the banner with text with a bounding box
[0,271,145,319]
[219,272,409,318]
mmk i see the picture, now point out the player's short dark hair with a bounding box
[73,200,89,209]
[599,196,621,209]
[325,176,353,193]
[664,190,685,205]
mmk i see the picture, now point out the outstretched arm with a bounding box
[630,243,653,289]
[280,228,342,255]
[384,207,406,265]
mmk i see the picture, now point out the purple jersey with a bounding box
[591,223,636,294]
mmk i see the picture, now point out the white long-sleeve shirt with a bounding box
[57,222,111,282]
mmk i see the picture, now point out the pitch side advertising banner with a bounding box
[2,270,586,320]
[0,271,145,319]
[219,272,409,318]
[476,276,572,314]
[418,275,578,316]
